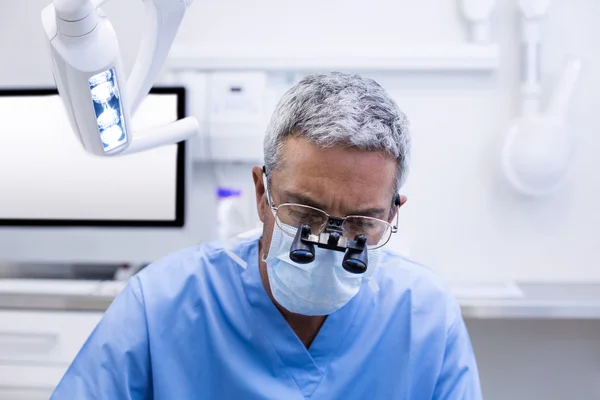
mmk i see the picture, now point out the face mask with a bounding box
[263,220,381,316]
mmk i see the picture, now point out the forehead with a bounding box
[271,137,396,213]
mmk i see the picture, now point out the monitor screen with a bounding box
[0,87,186,227]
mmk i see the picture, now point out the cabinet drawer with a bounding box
[0,310,103,365]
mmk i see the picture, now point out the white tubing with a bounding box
[546,58,582,118]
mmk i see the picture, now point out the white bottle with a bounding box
[216,187,245,242]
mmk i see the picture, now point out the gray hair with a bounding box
[263,72,411,194]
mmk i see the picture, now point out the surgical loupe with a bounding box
[289,194,401,274]
[290,224,370,274]
[263,167,400,274]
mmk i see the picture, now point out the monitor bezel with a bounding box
[0,86,186,228]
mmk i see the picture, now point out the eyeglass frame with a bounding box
[262,167,400,249]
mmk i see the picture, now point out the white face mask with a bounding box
[263,220,380,316]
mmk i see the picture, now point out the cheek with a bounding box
[263,211,275,236]
[257,195,269,222]
[261,213,276,256]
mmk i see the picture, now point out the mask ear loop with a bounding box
[261,166,276,263]
[368,279,380,292]
[225,247,248,269]
[391,193,401,234]
[223,227,265,269]
[223,228,264,269]
[262,166,274,208]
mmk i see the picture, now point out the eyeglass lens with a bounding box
[275,204,392,249]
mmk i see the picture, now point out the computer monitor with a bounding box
[0,87,186,227]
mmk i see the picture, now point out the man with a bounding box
[52,72,482,399]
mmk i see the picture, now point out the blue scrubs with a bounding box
[51,233,482,399]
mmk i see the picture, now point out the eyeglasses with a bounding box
[263,173,399,250]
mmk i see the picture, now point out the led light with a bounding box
[101,125,125,148]
[97,106,119,130]
[89,67,128,152]
[91,81,114,104]
[89,69,112,86]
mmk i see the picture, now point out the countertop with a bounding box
[0,279,599,319]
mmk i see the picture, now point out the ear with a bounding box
[388,195,407,223]
[399,195,407,207]
[252,166,268,223]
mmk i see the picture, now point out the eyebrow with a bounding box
[281,191,387,218]
[281,191,327,210]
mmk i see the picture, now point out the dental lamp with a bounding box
[41,0,199,156]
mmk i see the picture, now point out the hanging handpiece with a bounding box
[459,0,497,44]
[501,0,583,198]
[517,0,552,116]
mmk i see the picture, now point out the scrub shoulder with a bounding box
[376,247,462,328]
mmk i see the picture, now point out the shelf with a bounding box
[459,283,600,320]
[166,43,500,73]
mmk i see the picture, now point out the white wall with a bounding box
[2,0,599,281]
[1,0,599,398]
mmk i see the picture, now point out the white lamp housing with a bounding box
[41,0,199,157]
